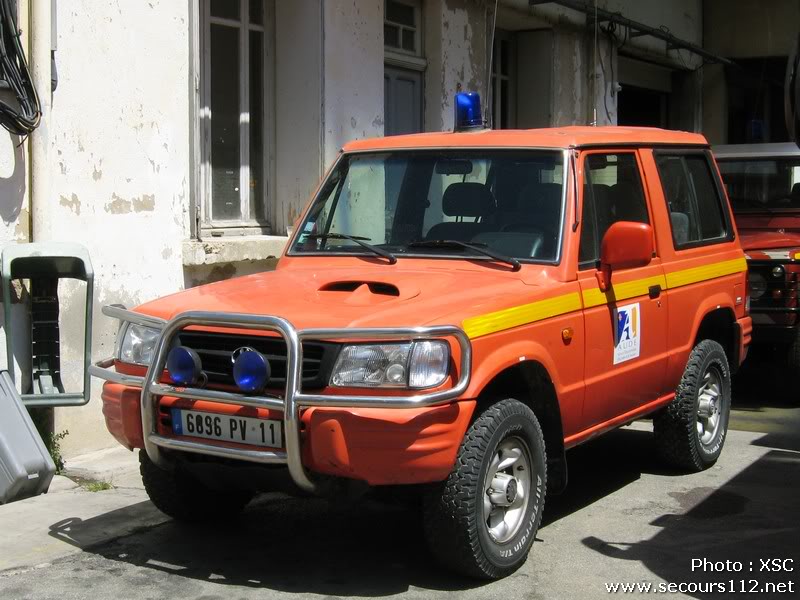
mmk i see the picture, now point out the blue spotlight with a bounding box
[166,346,202,386]
[454,92,483,131]
[232,349,271,393]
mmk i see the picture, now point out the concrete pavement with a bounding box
[1,416,797,600]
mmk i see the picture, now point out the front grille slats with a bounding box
[174,332,338,391]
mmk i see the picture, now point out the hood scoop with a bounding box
[317,280,417,306]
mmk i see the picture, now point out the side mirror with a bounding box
[597,221,654,291]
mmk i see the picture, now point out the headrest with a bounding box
[442,182,496,217]
[792,182,800,200]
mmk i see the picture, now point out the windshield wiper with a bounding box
[305,233,397,264]
[406,239,521,271]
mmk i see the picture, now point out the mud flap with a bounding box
[0,371,56,504]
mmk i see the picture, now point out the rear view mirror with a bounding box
[597,221,654,291]
[435,159,473,175]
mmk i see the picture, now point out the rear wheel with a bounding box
[140,451,253,522]
[654,340,731,471]
[423,399,546,579]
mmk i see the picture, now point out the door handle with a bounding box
[648,285,662,299]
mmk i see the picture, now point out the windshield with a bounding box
[718,157,800,212]
[290,150,566,263]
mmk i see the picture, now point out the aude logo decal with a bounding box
[614,302,641,364]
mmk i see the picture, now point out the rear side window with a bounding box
[655,152,730,248]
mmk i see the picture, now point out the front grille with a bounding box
[174,331,340,391]
[748,263,799,311]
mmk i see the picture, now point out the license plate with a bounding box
[171,409,282,448]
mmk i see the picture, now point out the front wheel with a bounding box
[423,399,547,579]
[654,339,731,471]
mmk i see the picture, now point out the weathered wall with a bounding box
[323,0,384,165]
[45,0,192,456]
[275,0,323,236]
[551,29,590,126]
[425,0,488,132]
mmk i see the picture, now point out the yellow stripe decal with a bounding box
[664,257,747,289]
[463,292,582,339]
[462,257,747,339]
[582,274,667,309]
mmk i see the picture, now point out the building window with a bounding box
[384,0,425,136]
[492,31,516,129]
[384,0,421,56]
[200,0,274,233]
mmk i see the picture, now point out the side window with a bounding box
[579,153,650,266]
[656,153,729,247]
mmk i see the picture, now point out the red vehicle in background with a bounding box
[715,143,800,376]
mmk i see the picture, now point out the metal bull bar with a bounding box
[89,307,472,494]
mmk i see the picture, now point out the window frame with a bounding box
[653,148,735,251]
[384,0,426,72]
[198,0,276,235]
[491,30,517,129]
[578,150,653,270]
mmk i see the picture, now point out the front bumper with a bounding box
[90,307,472,493]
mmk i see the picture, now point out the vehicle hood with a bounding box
[740,230,800,254]
[134,262,554,331]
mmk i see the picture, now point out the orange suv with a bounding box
[93,120,751,579]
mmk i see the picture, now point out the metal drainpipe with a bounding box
[30,0,53,244]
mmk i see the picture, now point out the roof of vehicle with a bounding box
[342,126,709,152]
[713,142,800,159]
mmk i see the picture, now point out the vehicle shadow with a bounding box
[543,425,673,527]
[48,494,480,596]
[46,426,672,595]
[731,355,800,452]
[580,449,800,600]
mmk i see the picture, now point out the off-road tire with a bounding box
[423,399,547,579]
[654,340,731,472]
[139,451,253,522]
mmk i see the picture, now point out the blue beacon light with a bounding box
[166,346,203,386]
[233,350,271,393]
[454,92,483,131]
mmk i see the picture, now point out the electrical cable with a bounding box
[0,0,41,136]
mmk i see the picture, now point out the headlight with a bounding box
[771,265,786,279]
[331,340,450,389]
[117,323,161,365]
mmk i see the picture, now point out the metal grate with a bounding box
[174,331,339,391]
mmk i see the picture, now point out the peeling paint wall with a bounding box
[425,0,488,132]
[42,0,192,456]
[322,0,384,165]
[275,0,323,236]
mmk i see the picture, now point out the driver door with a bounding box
[577,150,669,430]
